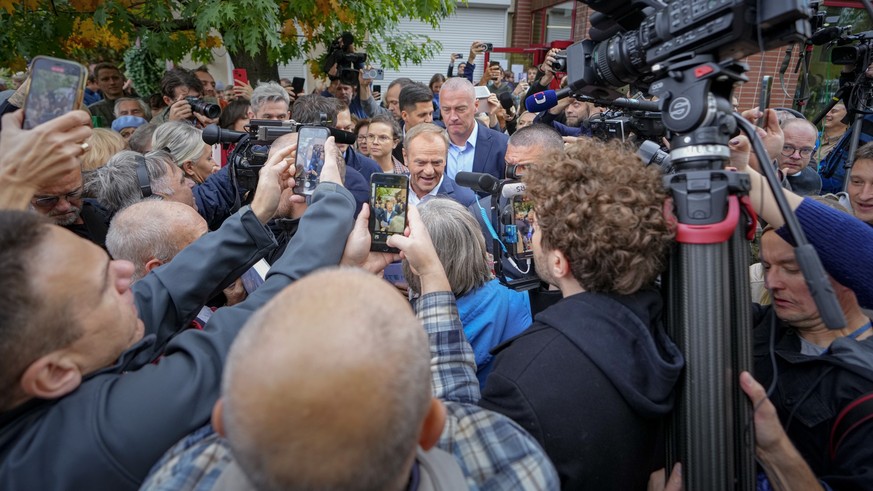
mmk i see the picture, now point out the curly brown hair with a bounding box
[525,139,674,294]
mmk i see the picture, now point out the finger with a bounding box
[667,463,682,490]
[648,468,666,491]
[386,232,411,250]
[764,108,781,133]
[1,109,23,131]
[739,371,766,404]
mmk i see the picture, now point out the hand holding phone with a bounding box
[369,173,409,253]
[22,56,86,130]
[757,76,773,128]
[232,68,248,86]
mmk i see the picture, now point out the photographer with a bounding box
[151,68,221,128]
[523,48,561,102]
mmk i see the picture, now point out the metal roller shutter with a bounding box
[278,0,509,92]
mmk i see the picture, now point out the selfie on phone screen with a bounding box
[369,173,409,252]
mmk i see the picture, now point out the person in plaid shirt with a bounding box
[141,204,557,491]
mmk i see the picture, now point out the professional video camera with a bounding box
[588,107,665,142]
[565,0,811,101]
[203,118,356,192]
[455,168,541,292]
[321,32,368,86]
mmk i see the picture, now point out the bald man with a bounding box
[141,211,558,490]
[779,118,822,196]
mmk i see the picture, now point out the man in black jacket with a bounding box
[480,138,683,490]
[0,140,355,490]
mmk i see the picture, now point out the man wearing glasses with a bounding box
[30,166,110,248]
[779,118,822,196]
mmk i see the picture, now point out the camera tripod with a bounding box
[653,53,846,490]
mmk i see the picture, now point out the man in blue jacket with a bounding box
[439,77,509,183]
[0,141,355,490]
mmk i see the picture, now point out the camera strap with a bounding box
[475,199,508,254]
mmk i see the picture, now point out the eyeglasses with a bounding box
[781,145,814,158]
[32,187,84,208]
[366,134,393,143]
[357,135,368,142]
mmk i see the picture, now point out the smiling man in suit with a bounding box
[439,77,509,183]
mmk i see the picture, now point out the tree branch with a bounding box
[129,15,195,31]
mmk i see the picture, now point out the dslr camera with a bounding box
[185,96,221,119]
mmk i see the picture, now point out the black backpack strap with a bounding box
[829,391,873,460]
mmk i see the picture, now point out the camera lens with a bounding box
[186,97,221,119]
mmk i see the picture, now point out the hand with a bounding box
[318,136,343,185]
[562,136,580,146]
[740,371,787,453]
[340,203,401,273]
[486,93,500,115]
[193,112,220,128]
[549,95,573,115]
[233,79,254,100]
[513,81,529,96]
[489,65,502,81]
[469,40,486,58]
[167,98,194,122]
[358,66,373,87]
[372,91,381,102]
[541,49,559,76]
[648,463,683,491]
[736,108,783,171]
[386,205,449,294]
[222,278,247,306]
[250,143,296,223]
[0,109,93,210]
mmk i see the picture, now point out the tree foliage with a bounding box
[0,0,456,76]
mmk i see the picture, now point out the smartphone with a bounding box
[294,126,331,196]
[490,61,501,67]
[362,68,384,80]
[483,42,494,52]
[291,76,305,94]
[232,68,248,86]
[454,53,464,59]
[373,84,382,94]
[508,195,535,259]
[757,76,773,128]
[474,85,491,100]
[369,173,409,253]
[22,56,86,130]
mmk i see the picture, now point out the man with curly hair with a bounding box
[480,138,683,490]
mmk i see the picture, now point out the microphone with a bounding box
[604,97,660,112]
[455,171,499,195]
[525,88,572,112]
[328,127,357,145]
[202,124,247,145]
[810,26,843,46]
[501,181,526,199]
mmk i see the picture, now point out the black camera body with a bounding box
[566,0,810,101]
[185,96,221,119]
[550,51,568,72]
[831,31,873,72]
[588,109,665,143]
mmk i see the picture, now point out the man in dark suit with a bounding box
[439,77,509,183]
[403,123,477,208]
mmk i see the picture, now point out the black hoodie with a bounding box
[480,288,684,490]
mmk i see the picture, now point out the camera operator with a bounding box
[534,94,594,138]
[819,62,873,194]
[151,68,220,128]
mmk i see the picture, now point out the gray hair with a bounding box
[403,198,491,297]
[250,81,290,116]
[106,200,189,282]
[88,150,175,213]
[508,123,564,150]
[113,97,152,120]
[403,122,449,153]
[439,76,475,101]
[152,122,204,167]
[128,124,157,154]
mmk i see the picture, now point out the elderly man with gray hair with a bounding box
[248,81,290,120]
[88,150,196,214]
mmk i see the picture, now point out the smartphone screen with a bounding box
[510,195,534,259]
[369,173,409,253]
[232,68,248,86]
[23,56,86,130]
[373,84,382,94]
[291,77,305,94]
[294,126,330,196]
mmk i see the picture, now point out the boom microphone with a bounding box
[455,171,499,195]
[810,26,843,46]
[525,88,572,112]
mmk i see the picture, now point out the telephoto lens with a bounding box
[185,96,221,119]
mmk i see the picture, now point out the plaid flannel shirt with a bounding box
[415,291,559,490]
[142,291,557,491]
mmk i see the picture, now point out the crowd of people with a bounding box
[0,35,872,491]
